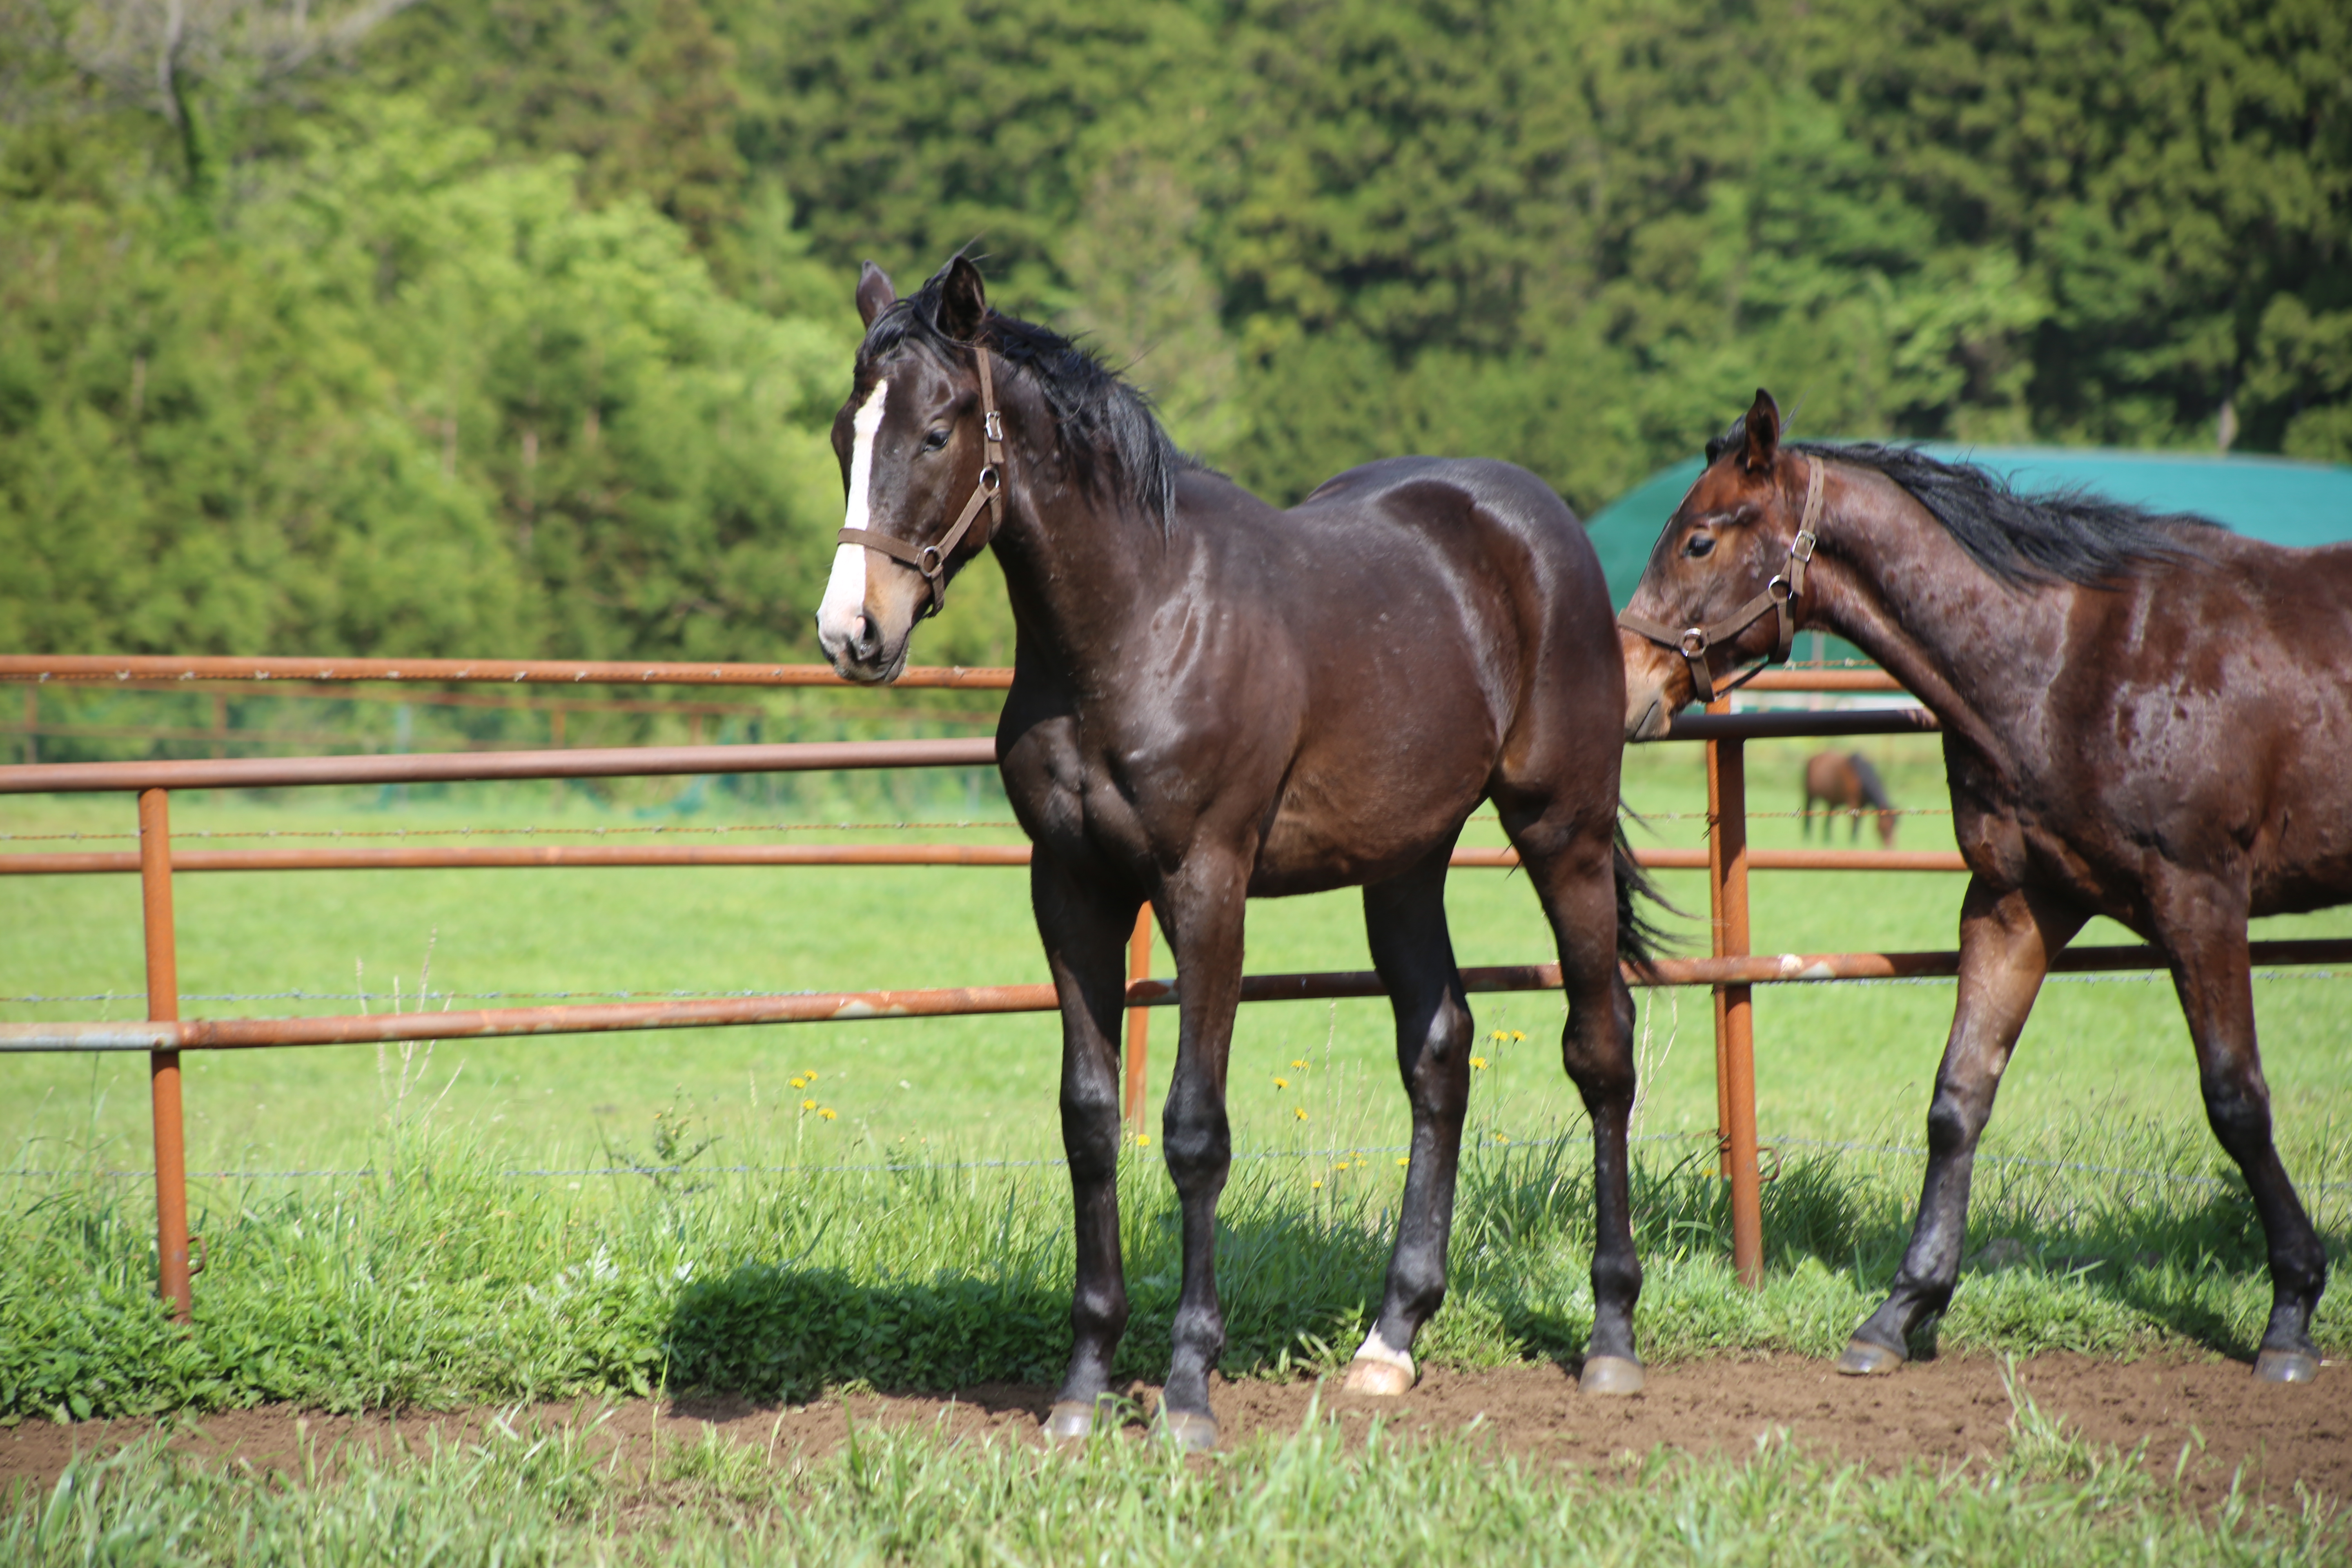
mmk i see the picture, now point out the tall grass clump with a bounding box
[1,1109,2345,1421]
[6,1395,2342,1566]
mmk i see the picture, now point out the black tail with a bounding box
[1612,819,1673,978]
[1847,753,1893,811]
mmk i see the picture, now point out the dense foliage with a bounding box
[2,0,2345,659]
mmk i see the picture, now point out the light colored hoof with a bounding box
[1835,1338,1905,1377]
[1578,1355,1645,1396]
[1156,1409,1218,1451]
[2254,1348,2320,1384]
[1043,1400,1112,1441]
[1341,1356,1416,1396]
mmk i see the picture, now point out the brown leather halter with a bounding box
[836,345,1006,620]
[1617,453,1824,703]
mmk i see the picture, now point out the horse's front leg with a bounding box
[1031,850,1144,1438]
[1842,878,2085,1372]
[2152,878,2326,1383]
[1156,851,1250,1449]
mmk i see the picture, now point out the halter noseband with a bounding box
[1617,453,1824,704]
[836,345,1006,620]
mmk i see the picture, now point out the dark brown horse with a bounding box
[1619,390,2339,1384]
[813,257,1651,1446]
[1802,751,1898,847]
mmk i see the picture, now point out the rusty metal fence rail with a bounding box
[5,656,2348,1318]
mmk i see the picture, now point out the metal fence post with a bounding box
[1123,906,1154,1133]
[1704,704,1764,1287]
[139,787,192,1321]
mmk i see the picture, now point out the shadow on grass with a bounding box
[663,1204,1390,1403]
[662,1138,2342,1401]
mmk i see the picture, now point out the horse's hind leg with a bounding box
[1342,845,1474,1396]
[1031,851,1143,1438]
[1842,878,2084,1373]
[2157,893,2327,1382]
[1502,805,1645,1394]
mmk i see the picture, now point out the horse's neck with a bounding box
[1804,467,2073,769]
[989,472,1158,692]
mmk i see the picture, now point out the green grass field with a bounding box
[5,738,2347,1562]
[5,739,2348,1174]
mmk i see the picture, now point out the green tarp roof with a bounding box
[1581,446,2352,610]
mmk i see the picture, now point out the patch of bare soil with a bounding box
[5,1353,2344,1515]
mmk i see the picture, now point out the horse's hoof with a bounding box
[2254,1348,2321,1384]
[1043,1400,1111,1441]
[1341,1356,1415,1396]
[1835,1338,1904,1377]
[1156,1409,1218,1451]
[1578,1356,1645,1396]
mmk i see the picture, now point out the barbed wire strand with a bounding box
[8,1132,2343,1191]
[12,967,2351,1009]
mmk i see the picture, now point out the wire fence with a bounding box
[9,1131,2344,1192]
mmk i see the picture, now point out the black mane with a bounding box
[860,269,1202,526]
[1709,419,2225,587]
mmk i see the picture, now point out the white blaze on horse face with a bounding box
[817,379,891,650]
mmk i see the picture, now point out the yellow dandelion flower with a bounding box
[789,1077,807,1090]
[1494,1132,1510,1143]
[1290,1059,1308,1069]
[1470,1056,1488,1070]
[1510,1031,1526,1042]
[1334,1161,1350,1171]
[819,1107,837,1121]
[1396,1156,1410,1167]
[1311,1179,1324,1190]
[802,1098,817,1111]
[1273,1076,1290,1089]
[1488,1029,1507,1044]
[1293,1107,1308,1121]
[1136,1134,1152,1147]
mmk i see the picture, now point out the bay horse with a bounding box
[813,256,1652,1446]
[1619,389,2339,1384]
[1802,752,1898,847]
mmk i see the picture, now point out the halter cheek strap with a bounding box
[836,346,1006,620]
[1617,454,1824,704]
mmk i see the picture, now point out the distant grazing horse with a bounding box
[813,257,1653,1447]
[1802,751,1898,847]
[1618,390,2341,1385]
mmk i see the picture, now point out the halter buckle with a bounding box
[1791,530,1816,566]
[984,410,1003,442]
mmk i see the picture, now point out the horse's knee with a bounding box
[1061,1080,1123,1182]
[2197,1064,2272,1147]
[1160,1096,1231,1190]
[1923,1080,1993,1155]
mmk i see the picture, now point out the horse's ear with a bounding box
[856,262,896,328]
[1741,388,1782,474]
[938,255,989,342]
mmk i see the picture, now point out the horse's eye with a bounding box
[921,428,950,452]
[1684,532,1716,559]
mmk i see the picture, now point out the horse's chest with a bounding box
[1000,715,1153,868]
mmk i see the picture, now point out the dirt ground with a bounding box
[5,1353,2345,1516]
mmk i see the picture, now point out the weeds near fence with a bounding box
[2,1107,2345,1424]
[5,1389,2341,1566]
